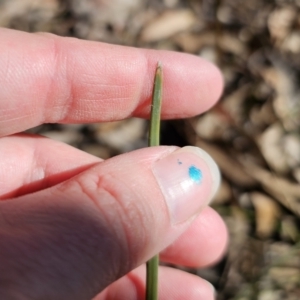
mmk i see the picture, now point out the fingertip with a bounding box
[152,146,220,224]
[97,266,215,300]
[188,56,224,114]
[196,207,228,266]
[160,207,228,267]
[178,55,224,114]
[142,52,224,118]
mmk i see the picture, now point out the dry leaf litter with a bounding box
[1,0,300,299]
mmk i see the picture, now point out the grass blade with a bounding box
[146,63,163,300]
[148,62,163,148]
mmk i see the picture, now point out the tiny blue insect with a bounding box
[188,165,202,183]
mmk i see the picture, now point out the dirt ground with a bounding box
[1,0,300,299]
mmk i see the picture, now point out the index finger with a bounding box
[0,28,223,136]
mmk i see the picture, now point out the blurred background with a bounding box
[1,0,300,299]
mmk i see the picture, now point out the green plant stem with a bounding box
[146,63,163,300]
[148,63,163,147]
[146,255,159,300]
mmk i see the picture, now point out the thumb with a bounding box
[0,146,220,300]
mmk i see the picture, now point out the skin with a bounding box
[0,28,227,300]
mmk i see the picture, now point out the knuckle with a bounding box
[58,170,150,272]
[43,35,76,123]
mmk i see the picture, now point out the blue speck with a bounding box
[177,159,182,165]
[189,165,202,183]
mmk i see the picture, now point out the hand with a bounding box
[0,28,227,300]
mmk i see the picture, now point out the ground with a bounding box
[1,0,300,299]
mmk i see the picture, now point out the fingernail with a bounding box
[152,146,220,224]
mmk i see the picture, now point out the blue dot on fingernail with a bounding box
[177,159,182,165]
[189,165,202,184]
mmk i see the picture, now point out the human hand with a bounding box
[0,28,227,300]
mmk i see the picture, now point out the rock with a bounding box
[268,6,296,45]
[163,0,179,8]
[42,129,82,146]
[195,111,230,141]
[251,192,281,239]
[174,31,247,57]
[282,134,300,169]
[249,99,277,133]
[269,267,300,291]
[94,118,146,152]
[282,32,300,53]
[257,123,289,174]
[260,59,300,132]
[241,159,300,217]
[280,215,299,242]
[212,179,232,205]
[0,0,59,30]
[293,168,300,183]
[141,9,197,42]
[80,144,111,159]
[258,290,284,300]
[69,0,142,31]
[222,85,251,125]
